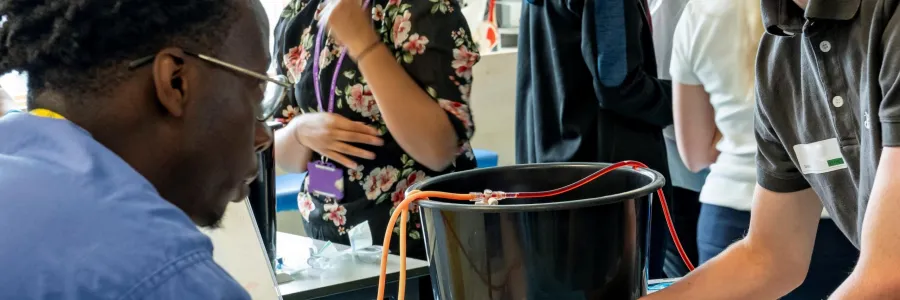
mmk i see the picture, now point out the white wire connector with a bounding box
[471,189,508,205]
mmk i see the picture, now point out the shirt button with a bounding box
[832,96,845,108]
[820,41,832,52]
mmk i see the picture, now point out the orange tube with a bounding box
[376,191,476,300]
[399,208,409,300]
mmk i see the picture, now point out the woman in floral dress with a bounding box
[272,0,478,262]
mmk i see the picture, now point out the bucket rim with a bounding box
[406,162,666,212]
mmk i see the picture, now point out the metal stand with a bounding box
[248,122,283,267]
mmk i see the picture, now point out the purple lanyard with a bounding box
[311,0,372,113]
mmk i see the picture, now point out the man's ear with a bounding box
[152,48,190,118]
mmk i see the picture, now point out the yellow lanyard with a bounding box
[30,108,66,120]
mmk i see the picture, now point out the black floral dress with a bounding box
[273,0,478,259]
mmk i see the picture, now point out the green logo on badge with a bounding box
[827,158,845,167]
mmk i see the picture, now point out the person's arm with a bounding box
[593,0,672,127]
[120,254,250,300]
[274,119,314,173]
[355,48,461,172]
[351,3,477,172]
[829,148,900,298]
[644,186,821,300]
[668,4,719,172]
[672,84,719,172]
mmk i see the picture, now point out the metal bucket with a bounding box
[407,163,665,300]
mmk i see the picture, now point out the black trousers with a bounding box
[661,187,701,278]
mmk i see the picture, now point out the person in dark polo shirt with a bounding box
[645,0,900,298]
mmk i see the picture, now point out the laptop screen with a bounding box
[200,201,282,300]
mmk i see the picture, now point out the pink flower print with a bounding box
[323,203,347,226]
[347,165,364,182]
[391,181,409,207]
[363,166,399,200]
[348,84,379,118]
[452,46,479,79]
[391,171,428,207]
[406,170,427,186]
[314,2,326,20]
[298,193,316,221]
[458,83,471,102]
[459,142,475,160]
[391,11,412,47]
[362,175,381,200]
[387,0,402,8]
[438,99,474,138]
[402,34,429,55]
[281,105,301,123]
[318,44,334,69]
[284,46,310,83]
[405,170,428,212]
[372,5,385,21]
[375,166,400,192]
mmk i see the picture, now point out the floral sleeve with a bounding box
[375,0,479,144]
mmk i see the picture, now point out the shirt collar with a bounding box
[762,0,861,36]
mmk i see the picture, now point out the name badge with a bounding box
[307,161,344,200]
[793,138,848,174]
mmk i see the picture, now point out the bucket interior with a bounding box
[413,164,660,207]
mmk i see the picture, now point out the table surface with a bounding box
[276,232,430,299]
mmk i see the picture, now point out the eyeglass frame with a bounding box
[128,51,292,122]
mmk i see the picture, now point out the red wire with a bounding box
[512,161,638,199]
[654,187,695,271]
[510,161,695,271]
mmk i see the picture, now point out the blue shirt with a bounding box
[0,114,251,300]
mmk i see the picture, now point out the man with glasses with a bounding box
[0,0,277,298]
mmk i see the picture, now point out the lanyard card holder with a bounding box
[307,161,344,200]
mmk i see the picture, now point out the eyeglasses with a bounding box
[129,51,291,122]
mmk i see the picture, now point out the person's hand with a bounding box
[319,0,381,58]
[292,112,383,169]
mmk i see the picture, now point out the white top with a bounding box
[670,0,829,217]
[649,0,689,80]
[649,0,709,192]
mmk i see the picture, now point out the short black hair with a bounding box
[0,1,238,100]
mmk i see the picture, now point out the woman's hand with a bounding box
[293,112,383,169]
[319,0,381,58]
